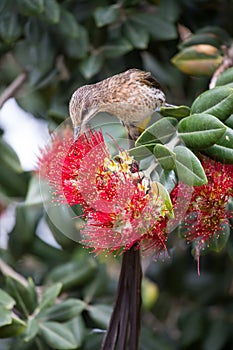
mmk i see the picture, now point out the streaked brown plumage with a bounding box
[69,68,167,140]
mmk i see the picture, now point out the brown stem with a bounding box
[209,43,233,89]
[0,71,28,108]
[101,246,142,350]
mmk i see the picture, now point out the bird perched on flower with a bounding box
[69,68,168,141]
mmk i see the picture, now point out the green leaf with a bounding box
[131,13,177,40]
[159,169,177,193]
[204,127,233,163]
[0,138,22,173]
[16,0,44,16]
[173,146,207,186]
[153,144,176,170]
[0,11,21,44]
[87,304,112,328]
[94,5,120,27]
[24,318,39,342]
[203,319,230,350]
[41,0,60,23]
[79,54,103,79]
[0,289,15,310]
[129,143,155,160]
[215,67,233,86]
[6,276,38,316]
[191,86,233,121]
[0,306,12,327]
[47,259,97,290]
[124,20,149,49]
[8,205,41,259]
[63,27,89,59]
[24,175,43,206]
[0,313,26,338]
[66,316,86,348]
[44,299,86,322]
[38,283,62,313]
[208,222,230,253]
[178,113,226,149]
[39,322,78,349]
[160,105,190,118]
[225,114,233,128]
[102,38,133,58]
[179,33,222,50]
[179,309,205,346]
[153,182,174,216]
[57,9,79,38]
[135,117,178,146]
[171,45,223,76]
[157,0,180,21]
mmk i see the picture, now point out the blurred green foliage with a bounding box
[0,0,233,349]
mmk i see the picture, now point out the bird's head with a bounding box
[69,85,99,140]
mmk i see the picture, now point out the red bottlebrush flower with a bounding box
[171,157,233,249]
[39,128,172,255]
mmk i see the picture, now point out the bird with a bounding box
[69,68,168,141]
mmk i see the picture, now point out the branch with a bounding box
[209,43,233,89]
[0,71,28,108]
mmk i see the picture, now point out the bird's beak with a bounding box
[164,103,176,108]
[73,126,80,141]
[155,103,177,112]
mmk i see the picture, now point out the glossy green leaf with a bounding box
[8,205,41,259]
[87,304,112,328]
[178,113,226,149]
[132,13,177,40]
[0,306,12,327]
[0,11,21,44]
[24,174,44,206]
[44,299,86,322]
[173,146,207,186]
[124,20,149,49]
[197,26,231,43]
[0,313,26,338]
[129,143,155,160]
[159,169,177,193]
[225,114,233,128]
[203,319,231,350]
[208,222,230,253]
[171,45,223,76]
[215,67,233,86]
[136,117,178,146]
[79,54,103,79]
[191,86,233,121]
[179,33,222,49]
[63,27,89,59]
[153,144,176,170]
[157,0,180,22]
[47,259,97,290]
[0,289,15,310]
[39,321,78,349]
[42,0,60,23]
[154,181,174,216]
[204,127,233,163]
[94,5,120,27]
[66,316,86,348]
[24,318,39,342]
[6,276,38,316]
[0,139,22,173]
[160,105,190,118]
[57,9,79,38]
[38,283,62,312]
[102,38,133,58]
[16,0,44,16]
